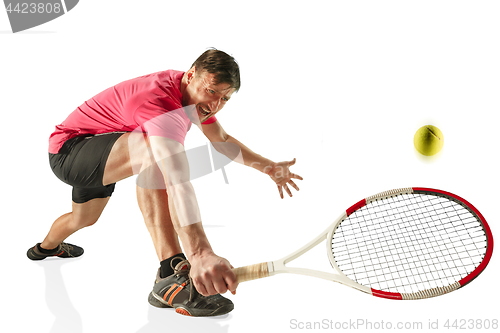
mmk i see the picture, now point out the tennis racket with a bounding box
[233,188,493,300]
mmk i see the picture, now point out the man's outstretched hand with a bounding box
[265,158,303,199]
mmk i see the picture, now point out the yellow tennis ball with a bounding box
[414,125,444,156]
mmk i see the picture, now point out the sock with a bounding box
[160,253,187,278]
[37,244,59,254]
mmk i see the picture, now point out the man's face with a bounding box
[183,69,236,123]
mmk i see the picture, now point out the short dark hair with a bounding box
[191,49,241,91]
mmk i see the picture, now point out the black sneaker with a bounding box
[148,258,234,317]
[27,243,84,260]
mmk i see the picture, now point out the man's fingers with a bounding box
[213,279,229,295]
[289,180,300,192]
[284,184,292,197]
[278,185,284,199]
[194,279,209,296]
[223,271,239,295]
[203,276,220,296]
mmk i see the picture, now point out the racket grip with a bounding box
[233,262,270,283]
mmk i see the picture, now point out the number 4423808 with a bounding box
[444,319,498,330]
[5,2,62,14]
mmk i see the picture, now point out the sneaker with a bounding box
[27,243,84,260]
[148,258,234,317]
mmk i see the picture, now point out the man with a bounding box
[27,49,302,317]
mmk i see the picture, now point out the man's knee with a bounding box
[71,197,109,229]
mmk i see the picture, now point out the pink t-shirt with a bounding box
[48,70,216,154]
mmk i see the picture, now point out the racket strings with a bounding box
[332,194,487,295]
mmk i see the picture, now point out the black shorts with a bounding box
[49,133,125,203]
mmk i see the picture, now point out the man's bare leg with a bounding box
[136,186,182,261]
[40,198,110,250]
[105,132,182,261]
[37,132,139,251]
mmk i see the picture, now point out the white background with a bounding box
[1,1,499,332]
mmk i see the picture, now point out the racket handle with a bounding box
[233,262,270,283]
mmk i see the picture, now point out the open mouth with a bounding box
[199,105,211,117]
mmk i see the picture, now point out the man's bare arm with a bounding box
[201,121,303,198]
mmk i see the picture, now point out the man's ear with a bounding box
[186,67,196,84]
